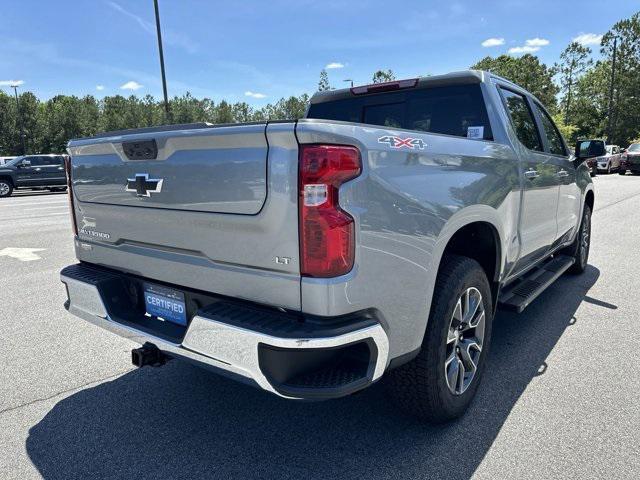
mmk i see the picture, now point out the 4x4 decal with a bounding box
[378,135,426,150]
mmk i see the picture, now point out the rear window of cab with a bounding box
[307,84,493,141]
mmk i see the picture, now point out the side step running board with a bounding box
[499,255,575,313]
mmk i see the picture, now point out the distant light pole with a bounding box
[11,84,26,155]
[343,79,354,87]
[153,0,171,123]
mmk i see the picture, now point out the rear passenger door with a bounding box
[499,87,560,273]
[38,156,67,185]
[530,101,580,246]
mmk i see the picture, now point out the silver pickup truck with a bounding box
[61,71,598,423]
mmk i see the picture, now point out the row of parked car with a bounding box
[586,141,640,176]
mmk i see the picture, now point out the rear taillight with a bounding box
[299,145,361,277]
[64,155,78,235]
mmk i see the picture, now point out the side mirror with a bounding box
[575,140,606,160]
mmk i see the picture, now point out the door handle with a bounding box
[524,169,539,179]
[557,169,570,178]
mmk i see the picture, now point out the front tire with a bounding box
[385,255,494,423]
[565,204,591,274]
[0,179,13,198]
[619,169,626,176]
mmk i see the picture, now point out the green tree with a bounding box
[555,42,592,123]
[570,61,611,141]
[0,91,16,154]
[215,100,235,123]
[372,69,395,83]
[16,92,42,154]
[39,95,100,153]
[601,11,640,146]
[318,69,331,91]
[232,102,254,122]
[552,113,578,143]
[471,54,559,110]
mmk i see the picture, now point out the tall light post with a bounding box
[343,79,354,87]
[11,84,26,155]
[153,0,171,123]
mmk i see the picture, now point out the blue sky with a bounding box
[0,0,636,105]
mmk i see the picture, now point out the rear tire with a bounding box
[564,204,591,274]
[385,255,494,423]
[0,179,13,198]
[619,169,626,176]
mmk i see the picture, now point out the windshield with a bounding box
[628,143,640,152]
[605,146,613,154]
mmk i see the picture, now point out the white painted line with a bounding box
[0,247,46,261]
[23,206,69,211]
[0,212,70,222]
[2,200,69,207]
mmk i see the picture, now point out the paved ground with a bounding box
[1,176,639,480]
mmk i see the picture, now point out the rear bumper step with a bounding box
[60,263,389,400]
[499,255,575,313]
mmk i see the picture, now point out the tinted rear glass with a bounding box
[307,84,493,140]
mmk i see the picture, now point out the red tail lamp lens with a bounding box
[299,145,361,277]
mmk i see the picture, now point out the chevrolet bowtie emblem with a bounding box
[126,173,163,197]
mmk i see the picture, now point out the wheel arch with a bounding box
[584,187,594,213]
[432,208,505,284]
[0,175,14,187]
[426,207,507,321]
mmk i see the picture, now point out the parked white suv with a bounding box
[597,145,622,173]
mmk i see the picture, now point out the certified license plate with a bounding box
[143,283,187,326]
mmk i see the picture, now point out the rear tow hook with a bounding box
[131,342,167,367]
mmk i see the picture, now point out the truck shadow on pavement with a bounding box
[26,266,600,480]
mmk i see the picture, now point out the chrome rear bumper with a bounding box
[61,264,389,400]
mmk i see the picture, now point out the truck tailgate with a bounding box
[72,124,268,214]
[67,122,302,310]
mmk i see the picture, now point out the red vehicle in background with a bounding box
[620,143,640,175]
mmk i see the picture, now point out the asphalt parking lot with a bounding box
[1,175,639,480]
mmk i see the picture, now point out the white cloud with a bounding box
[96,85,105,91]
[573,33,603,46]
[325,62,345,69]
[0,79,24,87]
[120,80,143,90]
[481,37,505,47]
[525,37,550,47]
[508,38,549,55]
[244,91,266,99]
[508,45,540,54]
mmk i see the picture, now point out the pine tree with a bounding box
[318,69,331,91]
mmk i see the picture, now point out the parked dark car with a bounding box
[0,154,68,197]
[620,143,640,175]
